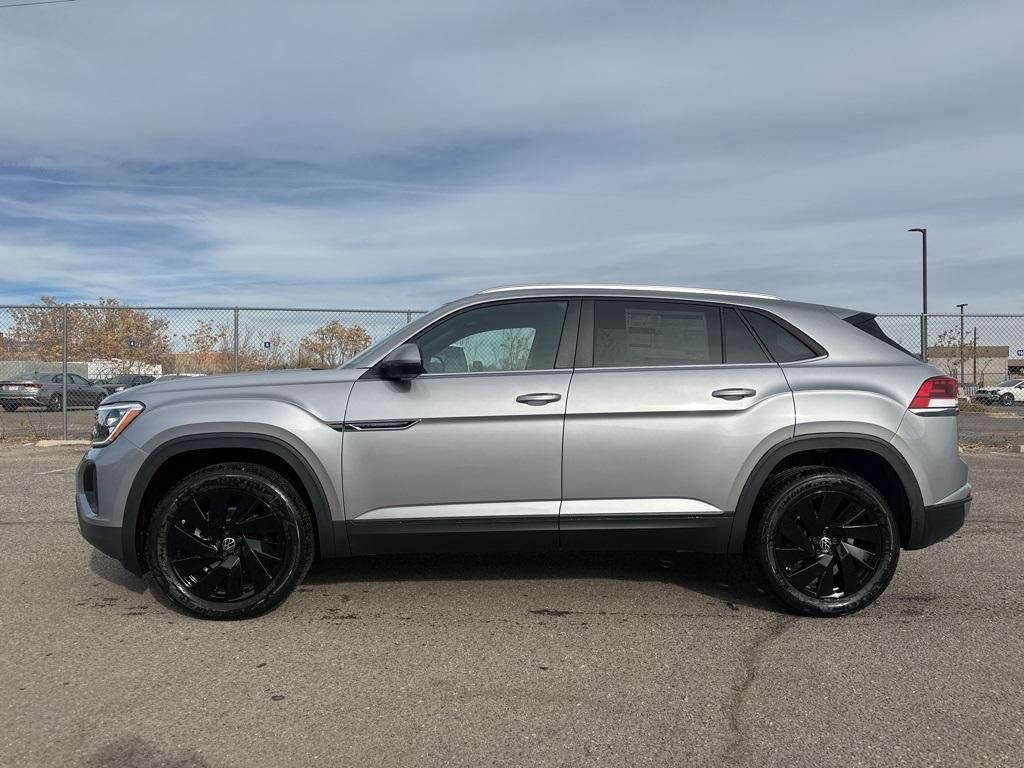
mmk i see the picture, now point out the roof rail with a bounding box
[477,283,781,300]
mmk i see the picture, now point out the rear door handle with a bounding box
[516,393,562,406]
[712,388,757,401]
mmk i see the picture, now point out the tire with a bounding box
[1000,393,1014,407]
[147,463,314,620]
[1,402,17,412]
[47,393,63,412]
[752,469,900,617]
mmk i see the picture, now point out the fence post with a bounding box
[233,307,240,373]
[406,311,412,324]
[62,304,68,441]
[920,313,928,362]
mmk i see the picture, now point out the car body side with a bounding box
[78,287,969,575]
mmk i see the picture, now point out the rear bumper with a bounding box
[0,393,47,405]
[907,497,970,549]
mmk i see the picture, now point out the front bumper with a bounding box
[0,393,47,406]
[75,438,150,575]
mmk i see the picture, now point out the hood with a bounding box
[104,367,364,403]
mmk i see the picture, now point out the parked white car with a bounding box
[974,379,1024,406]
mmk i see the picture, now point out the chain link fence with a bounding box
[0,304,425,440]
[1,304,1021,441]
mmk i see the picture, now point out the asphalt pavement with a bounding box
[1,445,1022,767]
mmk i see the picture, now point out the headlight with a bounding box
[92,402,144,447]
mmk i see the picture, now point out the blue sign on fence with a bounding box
[263,341,272,349]
[128,339,136,348]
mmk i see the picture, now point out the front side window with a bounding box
[593,300,722,367]
[415,301,568,374]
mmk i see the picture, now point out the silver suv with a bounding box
[77,285,970,619]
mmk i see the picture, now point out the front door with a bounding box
[343,299,579,554]
[561,299,795,551]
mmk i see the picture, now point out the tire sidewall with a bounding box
[756,471,900,616]
[147,467,311,619]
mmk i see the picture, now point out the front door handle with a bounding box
[516,393,562,406]
[712,388,757,401]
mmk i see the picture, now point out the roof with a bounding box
[477,284,781,300]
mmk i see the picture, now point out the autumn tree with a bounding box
[9,297,171,375]
[298,321,372,367]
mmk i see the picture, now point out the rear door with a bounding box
[560,299,795,551]
[342,299,579,554]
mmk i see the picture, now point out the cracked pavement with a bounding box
[1,445,1022,767]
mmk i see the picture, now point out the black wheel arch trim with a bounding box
[728,434,925,554]
[122,433,342,575]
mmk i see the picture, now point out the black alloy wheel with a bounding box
[754,469,900,616]
[148,463,314,619]
[1000,393,1015,407]
[47,392,63,412]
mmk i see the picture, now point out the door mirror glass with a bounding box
[379,343,423,381]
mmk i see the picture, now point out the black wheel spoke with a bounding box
[842,541,875,568]
[836,546,863,593]
[775,546,813,567]
[206,490,230,530]
[170,554,216,577]
[780,517,815,553]
[236,513,281,536]
[818,493,845,528]
[787,555,831,591]
[833,524,881,544]
[241,545,273,591]
[245,537,284,561]
[794,499,823,538]
[815,559,836,597]
[225,557,243,600]
[190,557,235,597]
[169,525,219,558]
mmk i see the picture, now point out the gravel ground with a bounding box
[1,445,1022,768]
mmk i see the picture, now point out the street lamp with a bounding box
[908,228,928,360]
[956,303,968,385]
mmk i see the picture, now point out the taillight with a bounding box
[910,376,958,410]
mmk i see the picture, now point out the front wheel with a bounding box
[47,393,63,412]
[752,469,900,617]
[1000,393,1015,407]
[147,463,314,620]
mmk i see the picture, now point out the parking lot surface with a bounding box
[1,445,1022,767]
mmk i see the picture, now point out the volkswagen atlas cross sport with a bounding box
[77,285,970,620]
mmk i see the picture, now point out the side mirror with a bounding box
[379,343,423,381]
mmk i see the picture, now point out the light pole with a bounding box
[908,228,928,360]
[956,303,968,385]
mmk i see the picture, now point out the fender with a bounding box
[121,433,342,574]
[727,433,925,553]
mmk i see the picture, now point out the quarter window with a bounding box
[415,301,568,373]
[593,300,722,367]
[741,311,818,362]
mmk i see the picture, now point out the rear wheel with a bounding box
[752,469,900,616]
[1,402,17,412]
[1000,393,1015,407]
[47,393,63,412]
[147,463,314,620]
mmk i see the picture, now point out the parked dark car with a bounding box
[97,374,156,396]
[0,372,107,412]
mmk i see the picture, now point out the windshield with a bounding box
[341,303,453,369]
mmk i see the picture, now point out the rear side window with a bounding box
[723,308,769,364]
[741,311,819,362]
[594,300,722,367]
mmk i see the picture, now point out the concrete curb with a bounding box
[34,439,90,448]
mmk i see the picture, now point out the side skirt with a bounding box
[559,514,734,553]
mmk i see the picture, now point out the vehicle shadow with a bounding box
[305,550,781,613]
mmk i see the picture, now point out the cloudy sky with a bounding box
[1,0,1022,312]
